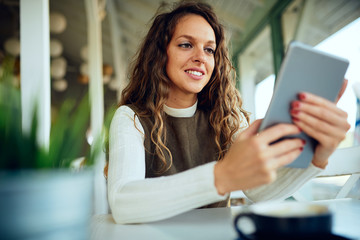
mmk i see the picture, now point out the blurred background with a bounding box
[1,0,360,201]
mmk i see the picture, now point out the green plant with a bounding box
[0,55,96,169]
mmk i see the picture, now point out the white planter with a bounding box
[0,169,93,240]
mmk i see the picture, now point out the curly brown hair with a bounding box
[111,0,249,175]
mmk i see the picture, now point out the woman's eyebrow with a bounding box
[176,34,216,46]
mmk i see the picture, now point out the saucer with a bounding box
[235,233,353,240]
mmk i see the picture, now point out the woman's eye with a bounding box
[205,48,215,55]
[179,43,192,49]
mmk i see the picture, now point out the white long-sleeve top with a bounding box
[108,102,322,224]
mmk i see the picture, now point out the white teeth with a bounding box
[186,70,203,76]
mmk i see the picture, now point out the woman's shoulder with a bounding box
[111,105,145,134]
[111,105,142,128]
[113,105,136,119]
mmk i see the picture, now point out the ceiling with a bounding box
[1,0,360,111]
[46,0,282,107]
[49,0,275,67]
[1,0,280,110]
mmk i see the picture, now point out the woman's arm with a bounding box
[242,163,322,202]
[222,82,349,201]
[107,106,226,224]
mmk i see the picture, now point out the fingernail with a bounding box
[299,147,304,151]
[291,101,301,108]
[291,109,299,115]
[301,139,306,145]
[297,126,302,132]
[292,117,299,122]
[298,93,306,100]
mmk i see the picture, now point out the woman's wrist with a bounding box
[214,161,230,196]
[311,157,328,169]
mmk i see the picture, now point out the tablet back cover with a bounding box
[259,42,349,168]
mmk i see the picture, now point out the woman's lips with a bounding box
[185,69,205,80]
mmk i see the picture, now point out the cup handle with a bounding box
[233,213,257,240]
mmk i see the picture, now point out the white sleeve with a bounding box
[243,164,323,202]
[107,106,227,224]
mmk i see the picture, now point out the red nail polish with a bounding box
[299,147,304,151]
[291,101,300,108]
[292,117,299,122]
[298,93,306,100]
[291,109,299,115]
[301,139,306,145]
[298,127,302,132]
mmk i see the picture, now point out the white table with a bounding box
[90,199,360,240]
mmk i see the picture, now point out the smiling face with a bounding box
[165,14,216,108]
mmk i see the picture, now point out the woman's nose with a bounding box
[192,47,206,63]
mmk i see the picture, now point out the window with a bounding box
[255,74,274,119]
[315,18,360,147]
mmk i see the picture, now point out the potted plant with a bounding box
[0,55,101,240]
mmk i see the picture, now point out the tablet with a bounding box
[258,41,349,168]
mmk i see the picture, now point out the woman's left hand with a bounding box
[290,80,351,169]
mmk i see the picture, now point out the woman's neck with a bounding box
[165,94,197,109]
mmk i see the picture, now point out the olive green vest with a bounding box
[129,105,229,208]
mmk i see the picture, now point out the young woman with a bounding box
[107,1,350,224]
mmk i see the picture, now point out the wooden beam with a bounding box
[270,13,284,76]
[233,0,293,57]
[216,9,246,32]
[117,8,147,29]
[118,0,155,24]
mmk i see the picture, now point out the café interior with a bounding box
[0,0,360,239]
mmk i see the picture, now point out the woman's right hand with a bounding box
[214,119,305,195]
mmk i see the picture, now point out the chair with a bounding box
[292,145,360,200]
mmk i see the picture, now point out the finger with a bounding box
[291,101,349,129]
[239,119,262,139]
[258,138,304,161]
[258,123,301,144]
[265,147,303,170]
[336,79,348,103]
[261,138,304,169]
[292,124,344,155]
[292,113,347,141]
[269,138,305,158]
[295,93,347,118]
